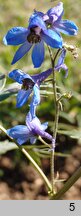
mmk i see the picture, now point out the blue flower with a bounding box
[8,68,52,118]
[3,14,62,68]
[34,2,78,36]
[7,112,53,145]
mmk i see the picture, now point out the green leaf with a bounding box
[0,140,18,155]
[58,129,81,139]
[0,73,6,92]
[0,92,16,102]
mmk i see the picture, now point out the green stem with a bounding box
[51,166,81,200]
[48,47,61,195]
[38,136,51,148]
[0,125,52,193]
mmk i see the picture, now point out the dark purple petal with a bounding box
[32,41,44,68]
[3,27,29,45]
[31,68,52,85]
[11,41,32,65]
[16,89,32,108]
[30,84,40,118]
[29,14,46,31]
[42,29,62,48]
[7,125,30,145]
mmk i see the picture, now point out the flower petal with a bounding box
[33,126,52,141]
[29,14,46,31]
[32,41,44,68]
[11,41,32,65]
[7,125,30,145]
[26,112,41,129]
[42,29,62,48]
[16,89,32,108]
[9,69,34,84]
[30,84,40,118]
[8,69,25,84]
[47,2,64,22]
[31,68,52,85]
[55,20,78,35]
[55,48,66,68]
[26,112,53,141]
[41,122,48,131]
[59,64,68,78]
[30,136,37,144]
[3,27,29,45]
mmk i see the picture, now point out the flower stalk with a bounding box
[48,47,61,195]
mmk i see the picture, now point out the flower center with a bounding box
[22,78,34,90]
[27,27,41,44]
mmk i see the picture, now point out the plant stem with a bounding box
[0,125,52,193]
[48,47,61,195]
[38,136,51,148]
[51,166,81,200]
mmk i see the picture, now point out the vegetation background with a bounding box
[0,0,81,200]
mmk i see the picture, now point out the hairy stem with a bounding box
[48,47,61,195]
[0,125,52,193]
[51,166,81,200]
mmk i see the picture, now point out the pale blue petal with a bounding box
[32,41,44,68]
[42,29,62,48]
[47,2,63,22]
[41,122,48,131]
[55,20,78,35]
[11,41,32,65]
[3,27,29,45]
[7,125,30,145]
[30,136,37,144]
[16,89,32,108]
[26,112,41,129]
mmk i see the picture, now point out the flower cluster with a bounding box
[3,2,78,146]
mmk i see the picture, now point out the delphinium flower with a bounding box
[8,68,52,118]
[8,48,68,117]
[7,111,53,145]
[3,12,62,68]
[34,2,78,36]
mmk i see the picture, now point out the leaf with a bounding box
[0,73,6,92]
[0,92,16,102]
[58,129,81,139]
[0,140,18,155]
[0,74,5,80]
